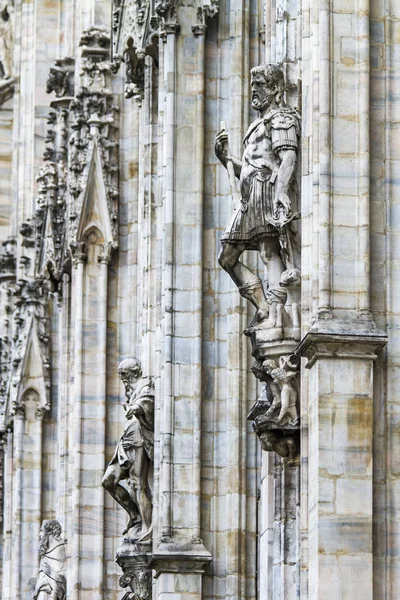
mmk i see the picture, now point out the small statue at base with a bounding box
[249,354,299,427]
[33,520,66,600]
[102,358,154,542]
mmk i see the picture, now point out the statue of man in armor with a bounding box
[215,64,300,330]
[102,358,154,542]
[33,520,66,600]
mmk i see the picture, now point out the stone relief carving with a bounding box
[111,0,219,97]
[33,520,67,600]
[0,25,119,441]
[46,57,75,99]
[0,1,13,80]
[112,0,159,99]
[215,63,300,342]
[0,238,16,432]
[117,547,152,600]
[102,358,154,542]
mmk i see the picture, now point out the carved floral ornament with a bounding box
[111,0,219,98]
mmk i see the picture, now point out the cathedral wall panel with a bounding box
[0,0,398,598]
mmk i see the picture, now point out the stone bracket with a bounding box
[149,542,212,577]
[296,328,388,369]
[116,540,152,600]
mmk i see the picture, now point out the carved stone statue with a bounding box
[257,429,298,460]
[249,354,299,425]
[248,354,300,459]
[262,355,299,425]
[215,64,300,334]
[102,358,154,542]
[0,2,13,79]
[33,520,66,600]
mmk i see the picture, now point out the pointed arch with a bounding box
[76,140,114,246]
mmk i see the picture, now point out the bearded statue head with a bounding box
[250,63,285,112]
[118,357,143,399]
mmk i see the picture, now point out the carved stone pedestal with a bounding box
[116,540,152,600]
[247,334,301,598]
[150,542,212,600]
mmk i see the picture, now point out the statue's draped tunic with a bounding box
[221,106,300,249]
[115,377,154,469]
[33,541,66,599]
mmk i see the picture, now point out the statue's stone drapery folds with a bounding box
[33,520,67,600]
[103,358,154,542]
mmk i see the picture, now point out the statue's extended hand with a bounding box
[214,129,229,166]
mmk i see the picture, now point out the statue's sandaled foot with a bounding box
[135,524,153,545]
[245,307,269,334]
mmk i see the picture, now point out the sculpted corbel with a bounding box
[248,354,300,460]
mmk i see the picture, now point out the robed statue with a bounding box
[102,358,154,542]
[33,520,66,600]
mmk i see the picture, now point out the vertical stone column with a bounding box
[93,249,109,595]
[20,397,44,598]
[153,2,212,596]
[70,248,85,600]
[56,273,70,532]
[10,408,23,600]
[299,0,387,597]
[298,334,386,600]
[1,429,12,599]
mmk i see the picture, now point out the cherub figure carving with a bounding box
[249,354,299,427]
[33,520,66,600]
[215,64,300,332]
[102,358,154,542]
[263,354,299,425]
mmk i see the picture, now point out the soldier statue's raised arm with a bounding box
[215,64,300,335]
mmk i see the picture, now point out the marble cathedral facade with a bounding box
[0,0,398,599]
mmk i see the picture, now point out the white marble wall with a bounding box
[0,0,399,599]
